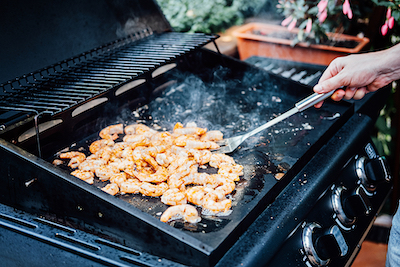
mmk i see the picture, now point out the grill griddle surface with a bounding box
[54,65,351,249]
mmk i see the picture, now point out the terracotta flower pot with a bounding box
[233,22,370,65]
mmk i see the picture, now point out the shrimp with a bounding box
[52,159,64,166]
[94,165,120,181]
[78,159,106,172]
[59,151,86,169]
[91,146,112,163]
[218,164,244,178]
[167,155,189,172]
[216,164,243,183]
[209,153,236,168]
[110,142,128,159]
[155,152,173,167]
[202,192,231,214]
[139,182,168,197]
[142,153,159,170]
[214,177,236,195]
[132,167,169,183]
[173,122,184,131]
[125,124,156,137]
[108,158,134,171]
[186,186,214,206]
[120,179,142,194]
[200,130,223,142]
[109,172,127,186]
[70,170,94,184]
[122,134,149,145]
[89,139,114,154]
[184,140,216,150]
[160,204,201,223]
[175,160,198,175]
[183,173,217,188]
[161,188,187,206]
[99,123,124,140]
[144,146,168,158]
[131,146,146,162]
[173,135,196,147]
[167,173,185,190]
[188,149,212,165]
[101,183,119,195]
[173,127,207,136]
[150,132,173,146]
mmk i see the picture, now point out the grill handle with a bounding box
[295,90,336,112]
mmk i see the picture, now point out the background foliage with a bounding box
[155,0,276,33]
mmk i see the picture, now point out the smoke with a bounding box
[134,65,300,148]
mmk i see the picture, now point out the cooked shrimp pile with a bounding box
[55,122,243,223]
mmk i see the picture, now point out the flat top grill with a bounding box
[2,1,386,267]
[47,60,353,252]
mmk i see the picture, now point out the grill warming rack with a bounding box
[0,29,218,129]
[0,29,218,157]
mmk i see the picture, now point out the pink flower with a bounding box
[319,9,328,23]
[317,0,328,13]
[306,18,312,33]
[381,22,388,36]
[389,16,395,29]
[281,15,293,27]
[343,0,353,19]
[288,19,297,31]
[387,8,392,19]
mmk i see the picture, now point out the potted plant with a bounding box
[233,0,396,65]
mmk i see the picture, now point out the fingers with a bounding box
[314,90,345,108]
[314,87,367,109]
[343,87,367,100]
[313,73,345,94]
[344,87,357,100]
[332,90,345,101]
[353,87,367,100]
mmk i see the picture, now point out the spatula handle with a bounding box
[295,90,336,112]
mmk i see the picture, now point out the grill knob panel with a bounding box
[302,223,348,266]
[332,185,372,228]
[356,156,391,193]
[332,186,355,227]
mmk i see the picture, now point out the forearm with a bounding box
[377,43,400,83]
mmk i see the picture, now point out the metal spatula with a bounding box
[214,90,336,154]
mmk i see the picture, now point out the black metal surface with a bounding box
[0,48,356,266]
[0,0,171,84]
[245,56,326,87]
[215,113,388,267]
[0,202,185,267]
[0,0,392,266]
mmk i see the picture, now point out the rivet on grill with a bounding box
[25,178,37,187]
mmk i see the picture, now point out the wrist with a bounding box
[379,44,400,82]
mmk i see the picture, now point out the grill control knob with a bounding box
[332,185,372,228]
[303,223,348,266]
[356,156,391,193]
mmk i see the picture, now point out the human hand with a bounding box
[313,44,400,108]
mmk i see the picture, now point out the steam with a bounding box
[133,66,303,150]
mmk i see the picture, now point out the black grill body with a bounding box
[0,1,392,267]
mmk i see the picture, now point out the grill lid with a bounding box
[0,0,172,84]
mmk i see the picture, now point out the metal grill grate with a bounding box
[0,31,218,118]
